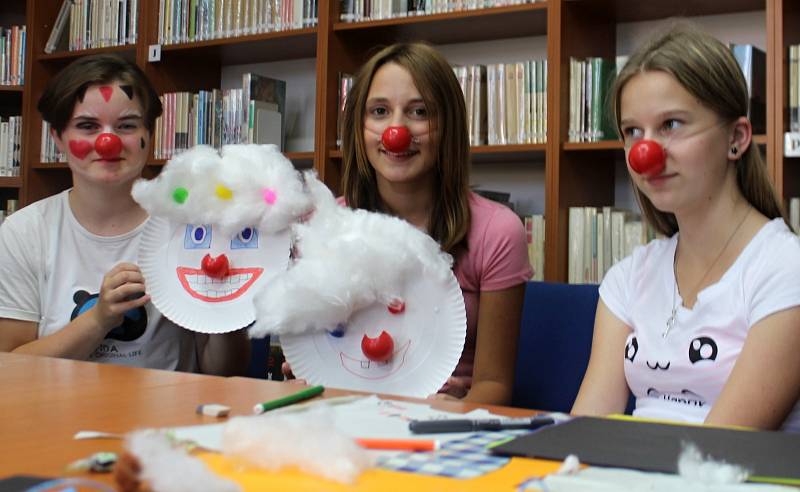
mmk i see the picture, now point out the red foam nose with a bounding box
[201,253,230,279]
[381,126,413,153]
[361,331,395,362]
[95,133,123,159]
[628,140,666,176]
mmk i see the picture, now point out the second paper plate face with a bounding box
[281,271,466,398]
[139,217,291,334]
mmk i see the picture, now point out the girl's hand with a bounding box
[428,376,471,400]
[93,262,150,332]
[281,361,307,385]
[114,451,151,492]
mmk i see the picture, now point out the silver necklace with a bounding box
[663,206,752,338]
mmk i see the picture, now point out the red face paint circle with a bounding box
[381,126,413,153]
[95,133,123,159]
[628,140,666,176]
[361,331,395,362]
[201,253,230,279]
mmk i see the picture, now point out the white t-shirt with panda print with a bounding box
[600,218,800,432]
[0,190,198,371]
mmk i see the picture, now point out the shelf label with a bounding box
[148,45,162,63]
[786,132,800,157]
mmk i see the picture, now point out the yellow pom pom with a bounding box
[215,184,233,200]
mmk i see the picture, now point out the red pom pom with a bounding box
[94,133,123,159]
[628,140,666,176]
[361,331,395,362]
[201,254,230,279]
[381,126,413,153]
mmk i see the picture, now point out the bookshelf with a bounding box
[15,0,789,282]
[0,0,27,216]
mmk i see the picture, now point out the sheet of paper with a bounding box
[170,395,501,452]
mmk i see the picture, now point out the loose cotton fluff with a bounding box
[250,171,454,337]
[677,442,750,484]
[222,408,372,484]
[125,431,241,492]
[131,144,310,236]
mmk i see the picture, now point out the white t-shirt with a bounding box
[0,190,198,371]
[600,218,800,432]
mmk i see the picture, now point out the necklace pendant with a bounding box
[663,308,677,338]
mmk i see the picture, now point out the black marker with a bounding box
[408,415,555,434]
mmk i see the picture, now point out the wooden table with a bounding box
[0,352,533,483]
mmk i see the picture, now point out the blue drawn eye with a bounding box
[327,323,346,338]
[184,225,212,249]
[231,227,259,249]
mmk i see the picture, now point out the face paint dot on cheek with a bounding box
[69,140,93,159]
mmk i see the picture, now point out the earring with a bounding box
[731,147,738,155]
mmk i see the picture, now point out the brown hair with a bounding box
[340,42,471,254]
[38,54,162,135]
[611,24,784,236]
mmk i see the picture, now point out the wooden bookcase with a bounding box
[14,0,792,282]
[0,0,27,212]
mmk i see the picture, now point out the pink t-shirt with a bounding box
[337,193,532,386]
[450,192,533,382]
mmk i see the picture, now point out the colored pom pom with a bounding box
[172,187,189,204]
[262,187,277,205]
[215,184,233,200]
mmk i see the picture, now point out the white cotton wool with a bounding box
[222,408,372,484]
[125,431,241,492]
[249,171,453,337]
[677,443,750,484]
[131,144,310,237]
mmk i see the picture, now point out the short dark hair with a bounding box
[37,54,162,135]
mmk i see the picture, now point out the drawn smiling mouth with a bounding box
[176,267,263,302]
[340,340,412,380]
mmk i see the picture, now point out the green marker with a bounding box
[252,385,325,414]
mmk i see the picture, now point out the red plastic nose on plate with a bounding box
[94,133,123,159]
[361,331,395,362]
[381,126,413,153]
[628,139,666,176]
[201,253,230,279]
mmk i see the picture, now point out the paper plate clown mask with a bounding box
[250,174,466,397]
[132,144,310,334]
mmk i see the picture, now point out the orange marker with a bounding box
[355,438,439,452]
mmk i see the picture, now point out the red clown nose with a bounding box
[95,133,123,159]
[381,126,413,153]
[628,140,666,176]
[361,331,395,362]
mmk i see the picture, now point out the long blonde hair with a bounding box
[611,24,784,236]
[340,42,471,254]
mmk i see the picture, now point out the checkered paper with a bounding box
[376,430,529,479]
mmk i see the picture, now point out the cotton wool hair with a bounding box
[249,171,453,337]
[131,144,310,237]
[125,431,241,492]
[222,408,372,484]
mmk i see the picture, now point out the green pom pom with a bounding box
[173,187,189,204]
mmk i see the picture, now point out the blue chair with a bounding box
[247,335,270,379]
[511,281,601,412]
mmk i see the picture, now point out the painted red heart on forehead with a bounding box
[68,140,93,159]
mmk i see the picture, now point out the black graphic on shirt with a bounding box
[70,290,147,342]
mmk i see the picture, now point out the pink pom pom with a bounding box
[262,188,277,205]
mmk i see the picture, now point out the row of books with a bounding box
[340,0,539,22]
[567,57,619,143]
[158,0,319,45]
[568,206,658,285]
[0,116,22,177]
[45,0,139,54]
[524,214,544,281]
[153,73,286,159]
[40,121,66,164]
[0,199,19,227]
[787,45,800,134]
[0,26,25,86]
